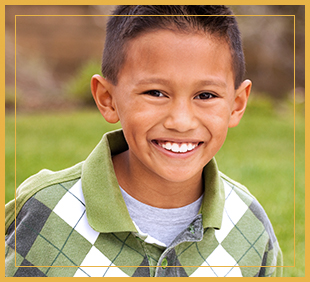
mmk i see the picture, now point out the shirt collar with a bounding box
[81,129,224,233]
[200,158,225,229]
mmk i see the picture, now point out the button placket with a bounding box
[161,257,168,269]
[154,214,204,277]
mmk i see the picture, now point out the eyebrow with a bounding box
[135,77,227,88]
[136,78,171,86]
[195,79,227,89]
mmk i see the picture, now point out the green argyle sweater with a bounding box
[5,129,283,277]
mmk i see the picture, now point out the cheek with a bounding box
[200,105,232,129]
[118,110,152,146]
[199,107,231,148]
[118,101,164,132]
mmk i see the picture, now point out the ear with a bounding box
[91,75,120,123]
[228,79,252,128]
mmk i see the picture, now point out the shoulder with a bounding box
[219,171,276,239]
[217,171,282,275]
[219,172,274,231]
[5,162,84,232]
[5,177,86,277]
[219,171,253,198]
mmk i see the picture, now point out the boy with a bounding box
[5,5,282,277]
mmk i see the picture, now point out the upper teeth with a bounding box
[158,141,198,153]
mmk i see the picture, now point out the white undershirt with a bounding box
[120,187,203,247]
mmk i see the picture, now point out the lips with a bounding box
[154,140,201,153]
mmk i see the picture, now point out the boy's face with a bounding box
[93,29,251,185]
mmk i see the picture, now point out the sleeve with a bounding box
[274,246,283,276]
[5,162,83,233]
[263,239,283,277]
[5,196,52,277]
[251,199,283,277]
[5,163,83,277]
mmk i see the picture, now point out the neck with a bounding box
[113,150,203,209]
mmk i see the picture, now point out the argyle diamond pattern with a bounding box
[5,177,281,277]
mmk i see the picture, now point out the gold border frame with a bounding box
[1,1,306,279]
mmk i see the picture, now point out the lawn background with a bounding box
[5,95,305,277]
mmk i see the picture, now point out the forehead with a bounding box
[118,29,234,90]
[125,28,231,59]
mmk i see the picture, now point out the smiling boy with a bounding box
[95,28,249,209]
[5,5,282,277]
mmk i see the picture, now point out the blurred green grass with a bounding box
[5,96,305,277]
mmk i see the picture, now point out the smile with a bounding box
[155,140,201,153]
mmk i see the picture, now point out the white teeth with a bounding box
[179,144,188,153]
[159,141,198,153]
[171,143,179,152]
[165,142,172,150]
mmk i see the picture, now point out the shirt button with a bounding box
[161,258,168,269]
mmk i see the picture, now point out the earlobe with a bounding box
[91,75,120,123]
[228,79,252,128]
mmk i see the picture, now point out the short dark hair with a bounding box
[102,5,245,89]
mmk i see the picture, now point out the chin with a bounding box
[157,169,201,184]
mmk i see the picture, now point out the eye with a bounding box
[143,90,166,98]
[194,92,217,100]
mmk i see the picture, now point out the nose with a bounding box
[163,100,199,132]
